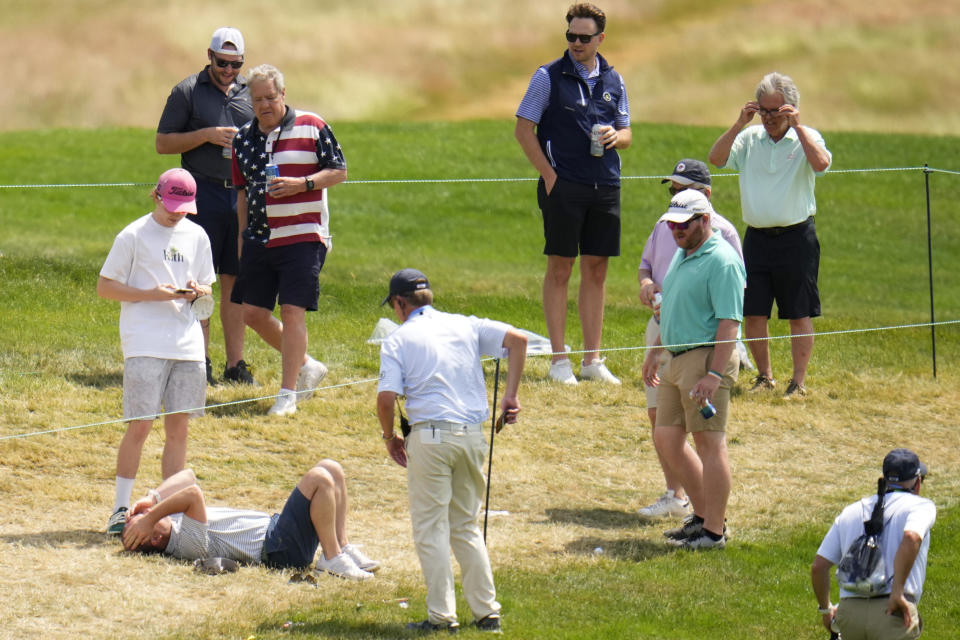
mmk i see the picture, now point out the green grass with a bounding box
[1,121,959,639]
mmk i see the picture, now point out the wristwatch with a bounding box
[305,177,315,191]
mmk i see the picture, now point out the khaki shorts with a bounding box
[644,315,666,409]
[836,597,921,640]
[123,357,206,421]
[654,346,738,433]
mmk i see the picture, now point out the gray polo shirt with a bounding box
[157,66,254,182]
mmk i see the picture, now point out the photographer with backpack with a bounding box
[811,449,936,639]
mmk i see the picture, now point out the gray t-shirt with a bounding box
[164,506,270,564]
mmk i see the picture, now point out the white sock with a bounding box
[114,476,135,512]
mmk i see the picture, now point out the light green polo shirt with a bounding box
[724,124,831,227]
[660,233,746,352]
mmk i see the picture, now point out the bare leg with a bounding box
[654,425,705,516]
[116,420,153,479]
[543,255,575,363]
[745,315,772,378]
[579,255,608,365]
[691,431,730,535]
[297,462,341,559]
[219,274,246,367]
[648,409,685,500]
[279,305,308,392]
[317,459,349,546]
[788,317,814,386]
[243,304,307,389]
[161,413,189,479]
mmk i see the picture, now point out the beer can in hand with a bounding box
[590,124,605,157]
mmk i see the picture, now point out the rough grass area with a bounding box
[1,121,959,639]
[2,0,960,134]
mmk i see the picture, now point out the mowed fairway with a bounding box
[1,122,959,639]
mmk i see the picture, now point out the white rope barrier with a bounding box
[0,166,953,189]
[2,319,956,443]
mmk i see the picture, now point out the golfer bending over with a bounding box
[122,461,378,581]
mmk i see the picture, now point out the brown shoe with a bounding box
[748,374,776,392]
[783,379,807,398]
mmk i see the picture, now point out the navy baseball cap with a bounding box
[661,159,712,186]
[381,268,430,305]
[883,448,928,483]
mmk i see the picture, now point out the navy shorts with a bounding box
[262,487,319,569]
[193,178,240,276]
[537,177,620,257]
[743,217,821,320]
[232,239,326,311]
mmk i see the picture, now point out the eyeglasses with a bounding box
[565,31,600,43]
[757,107,784,119]
[669,184,707,196]
[212,55,244,70]
[666,215,703,231]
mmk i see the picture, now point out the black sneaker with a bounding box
[223,360,256,385]
[664,514,703,540]
[205,357,218,386]
[748,374,776,392]
[473,614,502,633]
[406,619,459,634]
[783,379,807,398]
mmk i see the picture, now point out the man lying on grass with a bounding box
[121,462,378,580]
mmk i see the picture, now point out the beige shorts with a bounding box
[654,346,738,433]
[643,315,666,409]
[836,597,921,640]
[123,357,206,421]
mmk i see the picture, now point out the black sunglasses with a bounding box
[565,31,600,44]
[212,55,244,70]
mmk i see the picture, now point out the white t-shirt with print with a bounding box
[100,213,214,360]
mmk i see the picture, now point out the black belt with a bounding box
[194,172,233,190]
[668,345,708,357]
[749,216,812,237]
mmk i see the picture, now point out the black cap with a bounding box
[381,268,430,306]
[661,159,712,186]
[883,448,928,484]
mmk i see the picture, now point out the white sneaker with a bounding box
[268,389,297,416]
[548,359,578,385]
[314,551,374,581]
[296,357,328,401]
[342,543,380,572]
[580,358,621,384]
[637,490,691,519]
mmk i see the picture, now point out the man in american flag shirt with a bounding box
[231,63,347,416]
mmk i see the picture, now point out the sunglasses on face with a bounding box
[757,108,784,118]
[212,55,244,70]
[666,215,703,231]
[565,31,600,43]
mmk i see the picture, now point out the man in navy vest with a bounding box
[515,3,632,386]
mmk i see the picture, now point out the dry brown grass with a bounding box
[3,0,960,134]
[2,353,958,639]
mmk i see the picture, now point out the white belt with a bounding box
[411,421,483,433]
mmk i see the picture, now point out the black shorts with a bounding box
[537,177,620,258]
[743,216,821,320]
[232,239,326,311]
[262,488,319,569]
[193,178,240,276]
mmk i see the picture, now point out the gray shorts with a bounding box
[123,357,206,421]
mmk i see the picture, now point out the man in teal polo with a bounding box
[641,189,745,550]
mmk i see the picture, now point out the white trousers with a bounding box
[406,423,500,625]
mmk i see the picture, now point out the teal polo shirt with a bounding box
[723,125,831,227]
[660,233,746,352]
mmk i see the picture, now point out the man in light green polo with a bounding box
[708,71,832,399]
[641,189,745,551]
